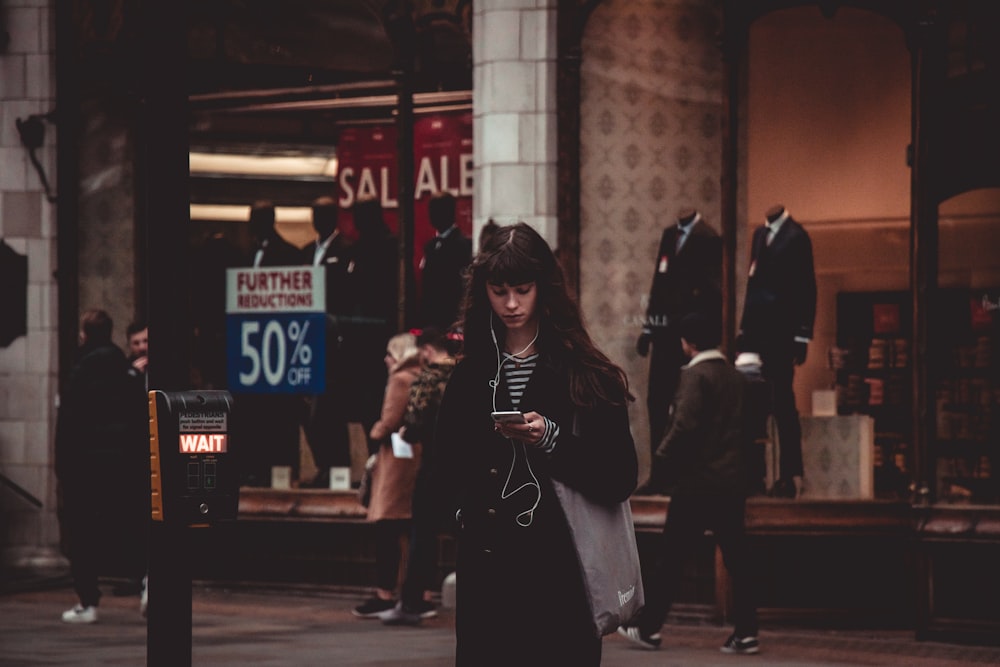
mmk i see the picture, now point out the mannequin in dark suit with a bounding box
[737,205,816,498]
[637,209,722,491]
[248,200,301,268]
[236,200,304,486]
[346,196,399,451]
[419,191,472,330]
[300,196,356,487]
[306,196,355,316]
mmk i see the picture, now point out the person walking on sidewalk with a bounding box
[353,332,422,618]
[55,309,147,624]
[434,222,638,667]
[381,326,459,626]
[618,312,760,655]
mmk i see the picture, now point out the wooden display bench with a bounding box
[630,495,914,628]
[232,489,915,630]
[230,488,999,644]
[915,504,1000,646]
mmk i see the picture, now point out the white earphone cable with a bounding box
[489,311,542,527]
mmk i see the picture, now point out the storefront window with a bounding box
[933,189,1000,504]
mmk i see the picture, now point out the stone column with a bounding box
[472,0,558,249]
[0,0,64,569]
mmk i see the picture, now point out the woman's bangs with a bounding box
[484,246,538,286]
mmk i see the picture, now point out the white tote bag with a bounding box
[552,478,645,637]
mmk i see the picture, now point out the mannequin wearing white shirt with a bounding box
[238,201,304,486]
[301,196,356,486]
[306,196,354,316]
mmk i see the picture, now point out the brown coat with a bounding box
[366,358,422,522]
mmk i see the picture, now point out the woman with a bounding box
[382,326,461,625]
[353,332,422,618]
[435,222,638,666]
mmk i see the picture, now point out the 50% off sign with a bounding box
[225,267,326,394]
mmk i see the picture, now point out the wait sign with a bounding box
[225,266,326,394]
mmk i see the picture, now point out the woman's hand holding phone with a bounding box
[493,410,543,445]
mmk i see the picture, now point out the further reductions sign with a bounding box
[336,112,473,293]
[225,266,326,394]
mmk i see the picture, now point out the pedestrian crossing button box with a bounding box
[149,390,238,526]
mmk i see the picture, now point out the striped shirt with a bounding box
[502,353,559,452]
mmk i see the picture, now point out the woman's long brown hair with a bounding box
[458,222,633,408]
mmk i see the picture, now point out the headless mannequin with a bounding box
[744,203,808,498]
[638,207,722,493]
[636,209,701,356]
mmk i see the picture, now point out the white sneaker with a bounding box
[61,604,98,624]
[140,575,148,618]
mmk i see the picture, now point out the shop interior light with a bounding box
[190,204,314,223]
[189,152,337,178]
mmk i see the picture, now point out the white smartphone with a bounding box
[491,411,526,423]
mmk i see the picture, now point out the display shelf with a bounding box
[835,289,999,505]
[834,292,913,498]
[932,288,999,505]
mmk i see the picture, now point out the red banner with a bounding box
[336,113,473,290]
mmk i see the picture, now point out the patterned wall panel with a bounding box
[580,0,723,470]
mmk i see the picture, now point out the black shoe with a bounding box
[409,599,437,619]
[381,603,421,626]
[382,599,437,626]
[617,625,661,650]
[352,597,396,619]
[720,633,759,654]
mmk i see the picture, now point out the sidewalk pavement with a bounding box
[3,580,1000,667]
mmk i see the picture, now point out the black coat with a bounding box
[654,353,749,496]
[55,342,144,496]
[251,233,301,268]
[738,216,816,353]
[434,354,637,667]
[644,219,722,335]
[643,218,723,448]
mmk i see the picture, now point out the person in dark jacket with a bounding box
[56,309,146,623]
[619,312,759,655]
[382,326,459,626]
[434,222,638,667]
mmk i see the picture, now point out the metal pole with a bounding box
[138,1,193,664]
[388,4,416,331]
[397,78,416,332]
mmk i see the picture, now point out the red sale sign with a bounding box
[336,112,473,292]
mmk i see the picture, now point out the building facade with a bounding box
[1,0,998,642]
